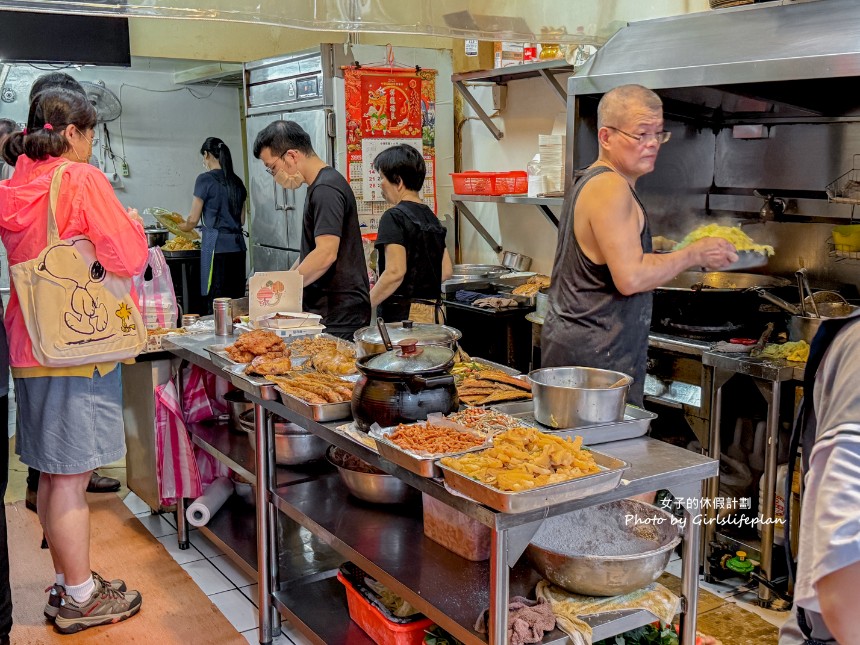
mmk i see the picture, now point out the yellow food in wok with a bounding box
[674,224,774,256]
[163,237,199,251]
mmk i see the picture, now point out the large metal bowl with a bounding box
[326,451,416,504]
[527,367,631,428]
[238,411,328,465]
[526,499,681,596]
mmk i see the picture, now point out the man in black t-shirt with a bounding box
[253,120,370,339]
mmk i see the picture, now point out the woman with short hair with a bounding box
[370,144,452,323]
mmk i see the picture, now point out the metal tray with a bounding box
[206,345,242,370]
[469,358,521,376]
[371,425,489,478]
[489,401,656,444]
[274,385,352,423]
[437,449,629,514]
[487,280,537,306]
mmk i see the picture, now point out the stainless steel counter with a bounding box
[164,332,719,645]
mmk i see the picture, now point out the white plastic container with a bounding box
[422,493,490,561]
[758,464,787,545]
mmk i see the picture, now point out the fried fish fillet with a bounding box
[479,390,533,405]
[476,371,532,391]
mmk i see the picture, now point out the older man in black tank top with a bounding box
[542,84,737,405]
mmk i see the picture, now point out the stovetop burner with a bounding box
[656,318,746,340]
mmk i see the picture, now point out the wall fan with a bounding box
[80,81,122,122]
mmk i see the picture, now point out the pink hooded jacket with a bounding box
[0,155,148,368]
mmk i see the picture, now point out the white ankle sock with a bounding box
[66,576,95,603]
[55,574,65,587]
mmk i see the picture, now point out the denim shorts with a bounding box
[14,369,125,474]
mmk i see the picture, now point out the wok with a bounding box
[653,272,792,336]
[659,272,791,292]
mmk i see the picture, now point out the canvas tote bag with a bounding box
[10,163,146,366]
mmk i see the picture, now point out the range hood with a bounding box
[569,0,860,120]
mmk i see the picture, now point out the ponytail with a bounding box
[200,137,246,218]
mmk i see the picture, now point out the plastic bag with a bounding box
[182,364,229,424]
[154,380,202,506]
[134,246,179,329]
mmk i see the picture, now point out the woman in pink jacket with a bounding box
[0,88,147,633]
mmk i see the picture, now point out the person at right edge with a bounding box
[778,309,860,644]
[0,88,144,633]
[370,144,453,323]
[542,84,737,407]
[253,120,370,340]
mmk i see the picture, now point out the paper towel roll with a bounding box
[185,477,234,527]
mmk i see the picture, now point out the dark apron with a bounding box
[541,166,653,406]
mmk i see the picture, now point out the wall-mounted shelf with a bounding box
[452,60,573,140]
[452,194,562,253]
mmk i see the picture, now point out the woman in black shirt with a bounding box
[179,137,247,313]
[370,145,452,323]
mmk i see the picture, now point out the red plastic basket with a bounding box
[336,572,434,645]
[451,171,528,196]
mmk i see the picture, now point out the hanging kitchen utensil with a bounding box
[376,317,394,351]
[796,268,819,318]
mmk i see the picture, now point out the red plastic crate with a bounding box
[451,171,528,196]
[336,572,434,645]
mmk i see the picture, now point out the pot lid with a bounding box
[356,320,461,345]
[365,340,454,373]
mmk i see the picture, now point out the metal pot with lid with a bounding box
[353,319,462,357]
[351,339,459,432]
[143,226,169,248]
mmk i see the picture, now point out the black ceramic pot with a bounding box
[350,343,459,432]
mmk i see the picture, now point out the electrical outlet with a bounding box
[492,84,507,112]
[121,161,130,177]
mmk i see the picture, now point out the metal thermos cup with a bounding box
[182,314,200,328]
[213,298,233,336]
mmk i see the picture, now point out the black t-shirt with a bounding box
[375,201,446,321]
[193,169,247,253]
[301,166,371,333]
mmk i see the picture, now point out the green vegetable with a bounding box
[595,623,679,645]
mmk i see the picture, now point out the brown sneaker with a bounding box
[54,576,141,634]
[44,573,127,620]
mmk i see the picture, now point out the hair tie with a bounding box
[21,128,28,135]
[43,123,54,131]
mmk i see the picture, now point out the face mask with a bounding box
[274,169,303,190]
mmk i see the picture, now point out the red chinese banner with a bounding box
[343,66,438,229]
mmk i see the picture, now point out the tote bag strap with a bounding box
[46,162,72,246]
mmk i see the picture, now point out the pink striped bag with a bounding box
[154,380,202,506]
[182,364,229,424]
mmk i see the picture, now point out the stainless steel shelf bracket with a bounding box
[454,80,504,140]
[453,200,503,253]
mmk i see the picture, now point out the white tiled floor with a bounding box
[124,491,307,645]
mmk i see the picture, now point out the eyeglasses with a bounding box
[76,128,98,148]
[605,126,671,145]
[264,152,287,176]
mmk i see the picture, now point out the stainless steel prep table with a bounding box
[700,349,804,606]
[164,332,718,645]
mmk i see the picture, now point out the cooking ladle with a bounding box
[376,317,394,351]
[753,287,800,315]
[796,268,820,318]
[607,377,629,389]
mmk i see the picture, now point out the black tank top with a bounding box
[541,165,653,406]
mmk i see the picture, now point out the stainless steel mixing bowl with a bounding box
[526,499,680,596]
[527,366,631,428]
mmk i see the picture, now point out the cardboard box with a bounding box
[453,39,494,74]
[493,42,538,68]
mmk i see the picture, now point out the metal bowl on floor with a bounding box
[526,499,681,596]
[527,366,631,428]
[326,446,416,504]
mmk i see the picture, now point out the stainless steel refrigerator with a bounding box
[244,46,341,272]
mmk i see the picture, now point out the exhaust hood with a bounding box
[569,0,860,121]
